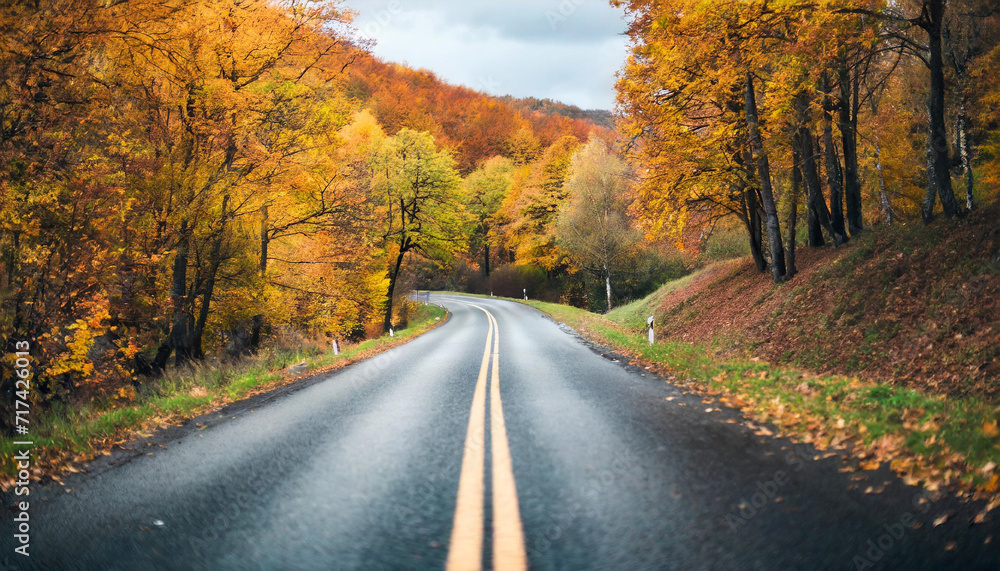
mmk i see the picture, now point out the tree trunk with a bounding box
[250,204,267,351]
[796,124,840,246]
[154,219,193,370]
[822,75,848,241]
[743,185,767,273]
[874,140,894,226]
[259,204,268,276]
[838,65,864,235]
[744,73,786,283]
[384,243,408,333]
[173,315,195,367]
[604,265,613,313]
[484,242,491,277]
[925,0,962,221]
[192,195,229,359]
[787,148,802,279]
[248,315,263,356]
[957,105,975,211]
[823,125,848,241]
[734,151,766,273]
[1,230,16,294]
[922,122,939,223]
[806,174,823,247]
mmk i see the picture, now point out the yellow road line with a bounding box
[446,306,491,571]
[446,301,528,571]
[486,309,528,571]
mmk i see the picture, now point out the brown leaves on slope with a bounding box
[653,204,1000,400]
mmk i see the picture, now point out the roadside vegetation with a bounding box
[521,205,1000,507]
[627,203,1000,401]
[525,297,1000,505]
[0,304,446,487]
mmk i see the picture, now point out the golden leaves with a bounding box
[983,420,999,439]
[985,475,1000,494]
[116,386,136,402]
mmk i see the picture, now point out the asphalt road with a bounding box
[3,295,999,570]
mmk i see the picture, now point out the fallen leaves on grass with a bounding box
[986,474,999,493]
[984,420,1000,439]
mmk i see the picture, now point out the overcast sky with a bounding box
[342,0,629,111]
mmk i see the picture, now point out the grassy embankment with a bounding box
[522,207,1000,504]
[0,304,447,487]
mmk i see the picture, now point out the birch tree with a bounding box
[557,139,637,312]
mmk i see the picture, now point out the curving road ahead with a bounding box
[2,294,999,570]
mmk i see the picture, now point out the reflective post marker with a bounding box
[647,316,655,346]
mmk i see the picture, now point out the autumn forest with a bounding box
[2,0,999,430]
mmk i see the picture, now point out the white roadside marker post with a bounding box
[389,327,394,338]
[647,315,655,346]
[523,288,527,300]
[332,339,340,355]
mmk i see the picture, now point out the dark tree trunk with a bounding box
[259,204,268,276]
[249,314,263,351]
[250,204,267,351]
[822,75,848,241]
[383,240,409,333]
[787,148,802,279]
[742,184,767,273]
[734,149,766,273]
[151,334,173,373]
[154,219,194,370]
[925,0,963,221]
[192,195,229,359]
[1,230,16,294]
[744,73,786,283]
[484,242,491,277]
[806,174,823,248]
[838,65,864,235]
[192,285,214,359]
[796,124,840,247]
[172,315,195,368]
[823,123,847,240]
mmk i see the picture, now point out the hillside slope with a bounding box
[343,55,608,172]
[611,202,1000,400]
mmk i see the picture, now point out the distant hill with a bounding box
[499,96,616,130]
[341,54,612,173]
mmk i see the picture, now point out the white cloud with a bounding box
[343,0,629,110]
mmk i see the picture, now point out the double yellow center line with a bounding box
[446,302,527,571]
